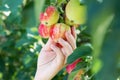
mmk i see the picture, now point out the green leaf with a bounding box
[22,2,36,28]
[34,0,45,23]
[22,52,34,68]
[56,0,66,5]
[73,62,87,72]
[6,11,22,24]
[0,25,6,36]
[67,45,92,64]
[92,13,114,58]
[92,59,102,73]
[0,6,9,11]
[68,70,79,80]
[5,0,23,12]
[0,72,3,79]
[15,33,37,48]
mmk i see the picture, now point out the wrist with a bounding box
[34,70,52,80]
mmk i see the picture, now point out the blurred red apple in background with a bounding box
[38,24,50,38]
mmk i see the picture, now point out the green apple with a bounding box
[65,16,79,28]
[65,0,87,25]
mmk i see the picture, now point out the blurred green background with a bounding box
[0,0,120,80]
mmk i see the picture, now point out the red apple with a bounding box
[50,23,70,42]
[40,6,59,26]
[38,24,50,38]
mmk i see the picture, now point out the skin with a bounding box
[34,27,77,80]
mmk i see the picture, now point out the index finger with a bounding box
[71,26,77,39]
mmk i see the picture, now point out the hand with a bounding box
[34,27,76,80]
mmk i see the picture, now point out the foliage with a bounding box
[0,0,120,80]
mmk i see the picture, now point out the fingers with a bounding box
[65,29,76,50]
[61,48,68,64]
[58,38,73,57]
[71,26,77,39]
[50,44,65,62]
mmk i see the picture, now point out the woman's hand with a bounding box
[34,27,76,80]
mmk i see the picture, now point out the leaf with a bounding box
[67,45,92,64]
[66,58,82,74]
[66,59,88,73]
[73,61,88,72]
[57,0,66,5]
[68,69,85,80]
[68,70,80,80]
[22,52,33,68]
[0,25,6,36]
[15,33,37,48]
[92,59,102,73]
[2,0,23,24]
[5,0,23,12]
[92,13,114,58]
[6,11,22,24]
[0,6,9,11]
[22,2,36,28]
[34,0,45,23]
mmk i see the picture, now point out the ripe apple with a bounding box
[65,0,87,25]
[50,23,70,42]
[38,24,50,38]
[40,6,59,26]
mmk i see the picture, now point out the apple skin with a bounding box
[38,24,50,38]
[40,6,59,26]
[65,16,74,26]
[50,23,70,42]
[65,16,79,28]
[65,0,87,25]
